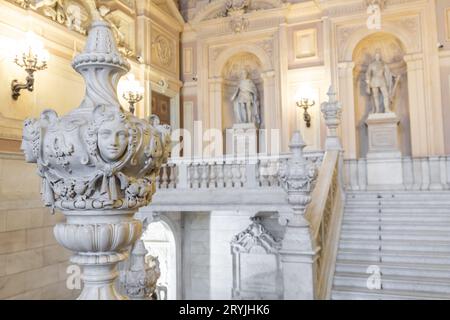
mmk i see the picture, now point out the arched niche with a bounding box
[142,219,177,300]
[352,32,411,158]
[221,52,264,130]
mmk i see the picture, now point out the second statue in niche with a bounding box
[365,50,401,114]
[230,70,261,127]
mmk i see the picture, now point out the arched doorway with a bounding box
[142,220,177,300]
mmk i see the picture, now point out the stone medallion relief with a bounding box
[152,32,176,74]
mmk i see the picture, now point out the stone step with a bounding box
[344,205,450,212]
[339,239,450,252]
[331,286,450,300]
[343,215,450,223]
[333,190,450,299]
[340,230,450,242]
[337,249,450,265]
[342,222,450,232]
[335,260,450,279]
[344,206,450,212]
[346,192,450,199]
[333,272,450,294]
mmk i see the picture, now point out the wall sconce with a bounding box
[11,32,49,100]
[296,98,315,128]
[121,74,144,114]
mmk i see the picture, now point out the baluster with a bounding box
[200,163,209,188]
[187,164,192,188]
[260,160,268,187]
[217,162,224,188]
[273,159,280,187]
[161,165,168,188]
[232,162,241,187]
[224,163,233,188]
[192,163,200,189]
[255,160,261,187]
[268,160,277,187]
[155,168,161,189]
[209,162,217,188]
[240,161,246,187]
[168,164,176,188]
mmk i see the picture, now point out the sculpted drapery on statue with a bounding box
[365,50,401,114]
[21,0,171,300]
[230,70,261,127]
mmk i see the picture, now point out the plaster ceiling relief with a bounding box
[222,52,262,81]
[7,0,136,57]
[193,0,285,23]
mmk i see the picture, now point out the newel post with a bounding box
[278,131,318,299]
[321,86,343,151]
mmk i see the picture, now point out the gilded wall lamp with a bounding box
[11,32,49,100]
[296,98,315,128]
[121,74,144,114]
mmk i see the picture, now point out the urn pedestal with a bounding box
[365,112,403,189]
[21,13,171,300]
[225,123,258,157]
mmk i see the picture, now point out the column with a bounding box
[337,62,357,160]
[207,76,223,155]
[403,54,428,157]
[261,70,276,154]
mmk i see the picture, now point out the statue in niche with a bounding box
[230,70,261,127]
[365,50,401,114]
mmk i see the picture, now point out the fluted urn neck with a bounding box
[72,20,130,110]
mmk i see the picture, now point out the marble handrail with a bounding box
[305,150,345,300]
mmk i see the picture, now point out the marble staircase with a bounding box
[331,191,450,300]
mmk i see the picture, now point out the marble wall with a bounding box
[437,0,450,153]
[0,153,79,299]
[182,211,254,299]
[0,0,182,299]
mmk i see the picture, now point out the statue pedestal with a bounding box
[225,123,258,157]
[365,112,403,189]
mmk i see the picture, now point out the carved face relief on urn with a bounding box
[97,112,129,162]
[20,19,171,213]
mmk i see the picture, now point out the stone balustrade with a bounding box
[345,155,450,191]
[154,152,324,191]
